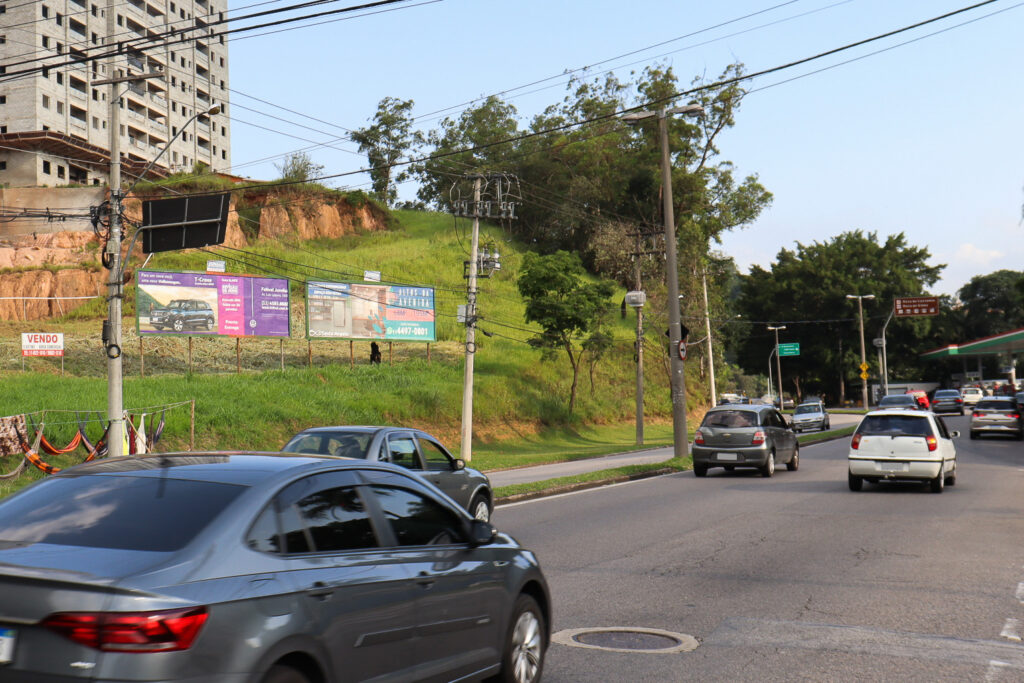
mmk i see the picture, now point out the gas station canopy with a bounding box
[920,327,1024,359]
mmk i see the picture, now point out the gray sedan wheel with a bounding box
[761,451,775,478]
[786,444,799,471]
[261,665,310,683]
[471,494,491,522]
[499,595,545,683]
[172,318,185,332]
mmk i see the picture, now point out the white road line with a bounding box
[1000,619,1021,642]
[985,660,1010,682]
[1017,582,1024,603]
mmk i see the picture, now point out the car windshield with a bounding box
[857,415,933,437]
[0,475,246,551]
[794,405,820,415]
[283,431,372,458]
[702,410,757,428]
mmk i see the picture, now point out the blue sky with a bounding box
[224,0,1024,296]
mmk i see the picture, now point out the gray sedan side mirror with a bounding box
[454,458,466,471]
[468,519,496,546]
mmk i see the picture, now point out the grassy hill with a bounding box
[0,209,698,492]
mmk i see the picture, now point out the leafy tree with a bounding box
[517,251,615,412]
[350,97,422,207]
[733,231,944,404]
[957,270,1024,339]
[414,96,519,207]
[275,152,324,184]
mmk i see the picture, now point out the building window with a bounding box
[91,32,98,44]
[42,36,50,48]
[55,72,63,84]
[42,125,49,130]
[42,94,50,108]
[116,14,123,25]
[219,57,224,67]
[170,1,175,11]
[0,35,5,43]
[221,150,226,160]
[56,42,63,53]
[0,126,6,133]
[92,88,98,100]
[0,96,5,104]
[43,160,51,174]
[56,101,64,114]
[0,161,6,170]
[0,6,6,13]
[92,116,98,128]
[57,165,65,179]
[55,12,62,25]
[41,5,49,17]
[91,4,97,15]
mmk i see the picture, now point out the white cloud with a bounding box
[950,243,1003,267]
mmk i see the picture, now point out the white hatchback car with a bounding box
[961,386,984,407]
[848,410,959,493]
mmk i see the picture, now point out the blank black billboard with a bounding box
[141,193,230,254]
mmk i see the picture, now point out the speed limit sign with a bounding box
[678,340,687,360]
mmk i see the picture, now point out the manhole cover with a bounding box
[574,630,681,650]
[552,627,699,654]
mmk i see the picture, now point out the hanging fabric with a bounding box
[28,414,82,455]
[147,410,167,449]
[0,414,28,457]
[134,414,148,455]
[76,412,108,459]
[21,424,107,475]
[1,419,34,481]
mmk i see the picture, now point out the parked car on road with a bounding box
[969,397,1023,440]
[283,426,494,521]
[848,410,959,493]
[149,298,216,332]
[0,453,550,683]
[960,386,984,407]
[877,394,922,410]
[792,402,830,432]
[930,389,965,415]
[692,404,799,478]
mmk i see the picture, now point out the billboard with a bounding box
[137,270,290,337]
[22,333,64,357]
[306,281,435,341]
[894,296,939,317]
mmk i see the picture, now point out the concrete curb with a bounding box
[495,467,677,505]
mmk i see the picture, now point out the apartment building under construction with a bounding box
[0,0,230,187]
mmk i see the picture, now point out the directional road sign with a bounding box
[894,296,939,317]
[778,342,800,357]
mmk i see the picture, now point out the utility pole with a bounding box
[460,175,482,463]
[768,325,786,408]
[847,294,875,409]
[627,229,659,446]
[702,268,716,407]
[92,64,163,458]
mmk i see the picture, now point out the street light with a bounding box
[847,294,875,409]
[623,103,704,459]
[767,325,786,407]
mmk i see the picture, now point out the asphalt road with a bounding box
[489,412,864,488]
[494,414,1024,682]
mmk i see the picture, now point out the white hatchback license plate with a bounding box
[0,627,15,664]
[878,462,908,472]
[717,453,738,461]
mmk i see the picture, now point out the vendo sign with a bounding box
[22,333,64,357]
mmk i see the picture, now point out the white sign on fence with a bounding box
[22,332,64,357]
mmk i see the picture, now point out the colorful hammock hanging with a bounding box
[22,425,108,475]
[77,412,108,459]
[27,414,83,455]
[147,410,166,449]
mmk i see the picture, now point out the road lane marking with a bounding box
[1017,582,1024,603]
[1001,619,1021,642]
[705,617,1024,671]
[985,660,1010,682]
[498,474,673,509]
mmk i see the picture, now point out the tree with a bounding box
[957,270,1024,339]
[350,97,422,207]
[733,231,944,404]
[517,251,615,412]
[275,152,323,184]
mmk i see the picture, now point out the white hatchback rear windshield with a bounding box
[857,415,933,437]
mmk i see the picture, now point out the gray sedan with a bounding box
[792,402,830,432]
[691,404,799,477]
[0,453,550,683]
[283,426,494,522]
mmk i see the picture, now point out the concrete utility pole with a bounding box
[623,103,703,459]
[768,325,786,408]
[460,175,482,462]
[702,268,717,407]
[847,294,875,409]
[92,65,164,458]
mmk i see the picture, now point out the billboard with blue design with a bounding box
[306,281,435,341]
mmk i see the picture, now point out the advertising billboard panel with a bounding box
[22,333,64,357]
[307,281,435,341]
[137,271,290,337]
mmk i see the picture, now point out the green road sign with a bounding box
[778,342,800,357]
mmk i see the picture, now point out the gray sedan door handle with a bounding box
[306,581,333,599]
[416,572,436,589]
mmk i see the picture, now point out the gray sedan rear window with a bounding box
[702,411,757,428]
[975,400,1016,410]
[0,475,245,551]
[857,415,933,437]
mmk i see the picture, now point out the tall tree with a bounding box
[517,251,615,412]
[734,231,944,403]
[351,97,422,207]
[957,270,1024,339]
